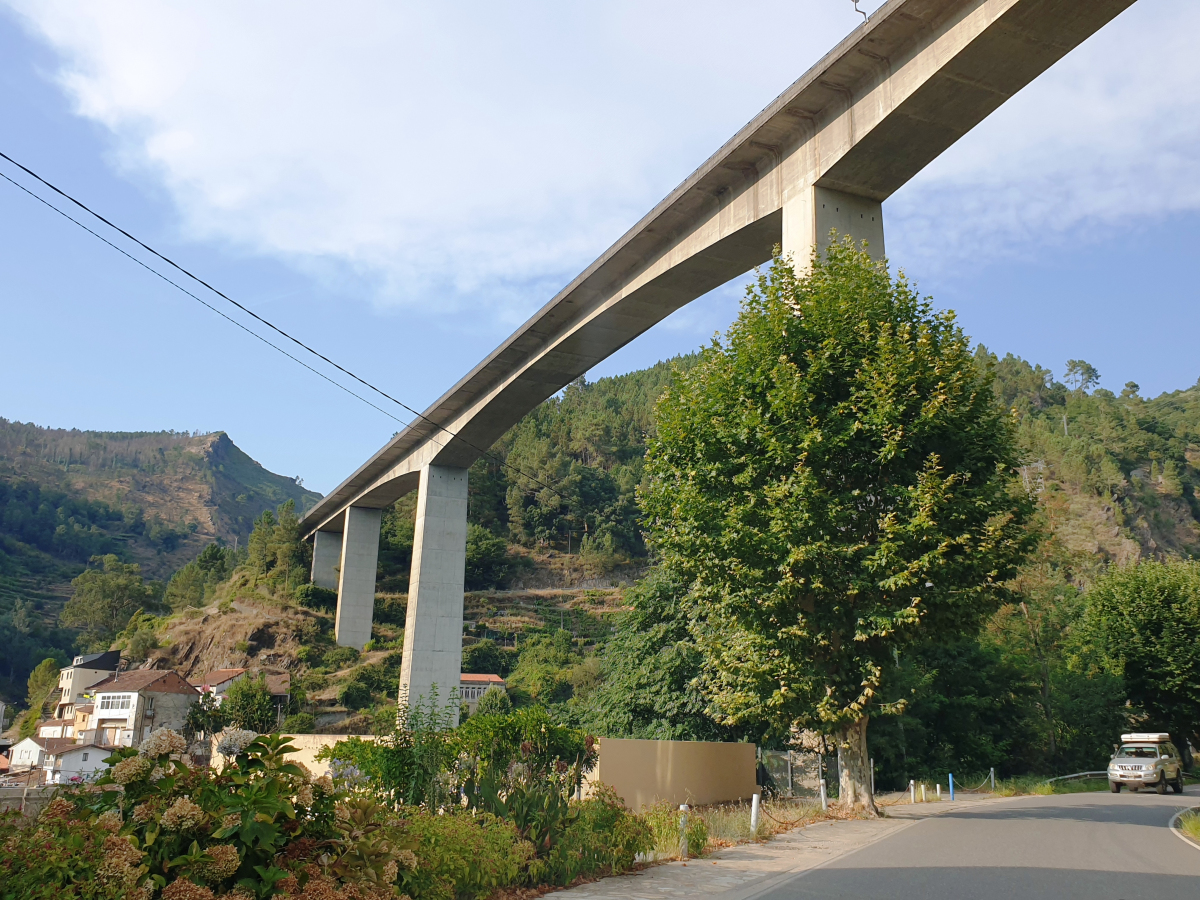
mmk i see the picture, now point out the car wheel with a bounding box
[1172,774,1184,794]
[1155,774,1168,795]
[1109,781,1122,793]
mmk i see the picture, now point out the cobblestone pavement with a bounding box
[556,795,1000,900]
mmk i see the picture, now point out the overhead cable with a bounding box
[0,150,563,500]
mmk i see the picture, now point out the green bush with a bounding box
[339,680,373,710]
[475,685,513,716]
[542,784,652,884]
[324,646,361,670]
[222,672,276,732]
[397,809,529,900]
[294,583,338,610]
[282,712,316,732]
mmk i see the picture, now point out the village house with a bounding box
[37,717,75,740]
[8,736,76,774]
[54,650,121,720]
[78,669,199,748]
[44,743,108,784]
[460,673,506,712]
[190,668,293,726]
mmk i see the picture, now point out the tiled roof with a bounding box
[189,668,248,687]
[50,743,107,758]
[41,738,77,755]
[460,673,506,684]
[88,669,198,695]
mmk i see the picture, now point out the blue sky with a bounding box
[2,1,1198,495]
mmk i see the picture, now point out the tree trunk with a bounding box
[836,716,879,815]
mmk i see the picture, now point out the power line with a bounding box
[0,150,564,501]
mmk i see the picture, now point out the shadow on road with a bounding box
[769,866,1199,899]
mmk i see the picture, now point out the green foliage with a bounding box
[396,809,528,900]
[62,554,160,651]
[475,685,513,716]
[456,706,597,794]
[506,630,581,704]
[323,645,360,670]
[641,243,1035,744]
[281,712,315,733]
[18,657,61,738]
[223,673,277,732]
[584,569,747,741]
[338,680,373,710]
[0,477,124,562]
[464,523,512,590]
[0,804,125,899]
[49,730,414,899]
[324,690,460,808]
[1082,560,1200,751]
[643,799,708,858]
[243,499,311,595]
[185,690,228,739]
[294,583,337,611]
[163,542,236,609]
[462,638,515,677]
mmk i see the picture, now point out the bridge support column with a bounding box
[334,507,382,649]
[398,464,468,722]
[782,185,884,271]
[311,530,342,591]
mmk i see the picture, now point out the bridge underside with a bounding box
[301,0,1138,717]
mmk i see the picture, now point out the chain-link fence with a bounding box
[758,750,833,799]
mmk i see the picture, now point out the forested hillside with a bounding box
[8,347,1200,780]
[0,419,319,701]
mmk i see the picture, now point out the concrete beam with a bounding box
[301,0,1137,538]
[334,507,382,650]
[782,185,884,269]
[311,530,342,591]
[398,465,469,720]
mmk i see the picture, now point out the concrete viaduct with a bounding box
[300,0,1136,716]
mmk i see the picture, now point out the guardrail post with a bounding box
[679,804,689,860]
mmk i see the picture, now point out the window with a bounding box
[98,694,133,711]
[82,753,89,762]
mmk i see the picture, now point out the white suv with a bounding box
[1107,733,1184,794]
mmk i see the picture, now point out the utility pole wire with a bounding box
[0,150,565,502]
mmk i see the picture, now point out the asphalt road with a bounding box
[762,789,1200,899]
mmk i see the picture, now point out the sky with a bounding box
[1,0,1198,495]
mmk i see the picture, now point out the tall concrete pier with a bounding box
[301,0,1138,712]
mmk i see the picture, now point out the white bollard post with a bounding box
[910,779,916,803]
[990,767,996,792]
[921,783,926,803]
[751,792,761,834]
[820,778,828,811]
[936,783,941,799]
[679,805,689,861]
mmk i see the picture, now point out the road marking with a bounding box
[1168,806,1200,852]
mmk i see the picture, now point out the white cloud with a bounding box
[887,0,1200,276]
[6,0,1195,323]
[2,0,879,322]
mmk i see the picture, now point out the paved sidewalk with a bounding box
[558,795,1001,900]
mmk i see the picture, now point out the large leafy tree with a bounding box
[62,554,158,650]
[1082,560,1200,761]
[641,241,1034,811]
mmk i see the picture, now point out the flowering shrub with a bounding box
[4,729,418,900]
